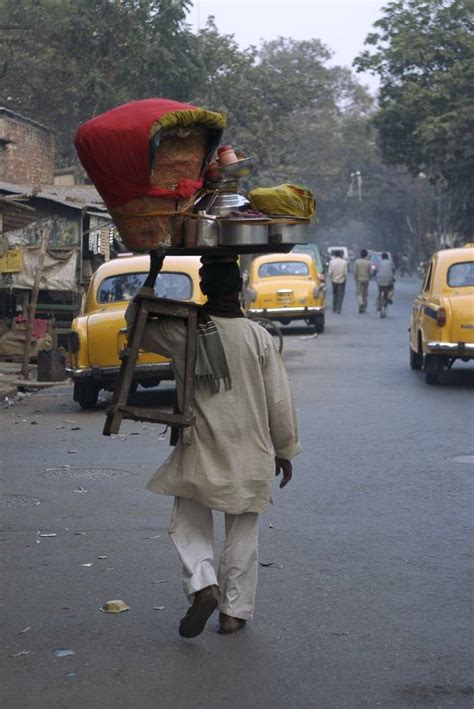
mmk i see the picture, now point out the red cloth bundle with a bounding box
[75,98,205,209]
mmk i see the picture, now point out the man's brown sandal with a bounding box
[179,585,219,638]
[218,612,247,634]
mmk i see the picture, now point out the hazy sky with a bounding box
[187,0,386,93]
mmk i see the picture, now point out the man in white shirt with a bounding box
[328,250,348,313]
[126,258,300,638]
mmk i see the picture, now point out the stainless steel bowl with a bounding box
[194,191,250,216]
[268,221,309,244]
[217,220,269,246]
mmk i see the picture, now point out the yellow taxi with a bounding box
[409,244,474,384]
[67,255,205,408]
[245,252,326,332]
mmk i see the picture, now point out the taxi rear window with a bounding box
[447,262,474,288]
[258,261,309,277]
[97,272,193,303]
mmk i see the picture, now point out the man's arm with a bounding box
[262,341,301,487]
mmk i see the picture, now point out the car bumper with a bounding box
[248,306,325,319]
[66,362,173,382]
[427,341,474,355]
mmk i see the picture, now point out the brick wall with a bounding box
[0,110,54,185]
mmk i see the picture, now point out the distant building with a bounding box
[0,108,54,185]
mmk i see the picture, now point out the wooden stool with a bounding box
[103,251,198,444]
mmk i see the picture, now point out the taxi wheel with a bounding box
[424,354,444,385]
[409,346,423,370]
[74,381,100,409]
[313,316,325,334]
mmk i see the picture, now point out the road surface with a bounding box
[1,277,473,708]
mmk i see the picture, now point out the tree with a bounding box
[354,0,474,236]
[0,0,199,164]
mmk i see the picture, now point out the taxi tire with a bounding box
[423,354,444,385]
[74,381,100,409]
[410,346,423,370]
[313,316,325,334]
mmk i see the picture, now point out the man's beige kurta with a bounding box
[126,307,300,515]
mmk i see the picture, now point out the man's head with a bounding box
[199,259,243,298]
[381,252,389,260]
[360,249,368,258]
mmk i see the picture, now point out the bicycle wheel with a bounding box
[253,318,284,353]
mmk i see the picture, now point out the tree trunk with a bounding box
[21,224,51,379]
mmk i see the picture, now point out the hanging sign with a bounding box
[0,249,24,273]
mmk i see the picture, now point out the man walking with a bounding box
[328,249,348,313]
[126,258,300,637]
[354,249,372,313]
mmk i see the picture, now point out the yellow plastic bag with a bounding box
[249,184,316,219]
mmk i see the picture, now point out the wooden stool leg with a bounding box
[103,302,149,436]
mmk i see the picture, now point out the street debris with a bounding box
[268,523,274,528]
[74,531,87,536]
[38,532,57,538]
[71,427,81,431]
[144,534,160,540]
[82,563,93,567]
[300,333,318,340]
[68,450,78,454]
[153,606,166,610]
[56,425,65,430]
[100,599,130,613]
[54,648,75,657]
[11,650,30,657]
[97,555,107,559]
[19,627,31,634]
[30,420,38,425]
[73,487,87,494]
[259,562,283,568]
[66,672,77,678]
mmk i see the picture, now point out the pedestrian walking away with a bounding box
[328,250,348,313]
[125,257,300,638]
[354,248,371,313]
[376,252,396,317]
[399,252,411,277]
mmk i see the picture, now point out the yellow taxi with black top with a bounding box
[67,254,205,408]
[409,244,474,384]
[245,252,326,332]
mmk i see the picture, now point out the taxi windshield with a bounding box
[447,262,474,288]
[258,261,309,278]
[97,272,193,303]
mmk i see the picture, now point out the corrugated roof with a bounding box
[0,180,107,212]
[0,107,53,133]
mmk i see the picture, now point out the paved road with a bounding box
[1,277,473,709]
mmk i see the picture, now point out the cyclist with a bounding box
[376,252,395,317]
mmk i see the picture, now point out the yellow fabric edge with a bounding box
[150,109,226,137]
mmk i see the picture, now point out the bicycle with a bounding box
[377,286,392,318]
[251,317,284,353]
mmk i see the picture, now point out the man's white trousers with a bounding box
[169,496,259,620]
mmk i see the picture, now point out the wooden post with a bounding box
[21,223,52,379]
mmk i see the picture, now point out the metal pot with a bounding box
[194,190,250,216]
[268,221,309,244]
[217,220,269,246]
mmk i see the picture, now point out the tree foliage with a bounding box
[355,0,474,235]
[0,0,449,257]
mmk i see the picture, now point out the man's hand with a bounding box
[275,457,292,488]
